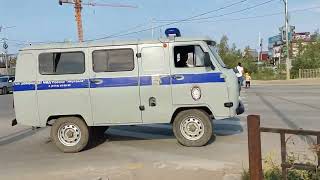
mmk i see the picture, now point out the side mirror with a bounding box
[204,52,214,70]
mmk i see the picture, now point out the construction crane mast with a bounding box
[59,0,137,42]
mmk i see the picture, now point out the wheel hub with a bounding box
[58,124,81,146]
[180,117,204,141]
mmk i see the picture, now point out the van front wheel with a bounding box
[51,117,89,153]
[173,109,213,147]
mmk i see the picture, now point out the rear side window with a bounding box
[39,52,85,75]
[92,49,134,72]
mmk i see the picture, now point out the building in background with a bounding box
[259,51,269,62]
[290,32,313,57]
[268,26,317,67]
[268,34,283,66]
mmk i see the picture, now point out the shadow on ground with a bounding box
[99,117,244,144]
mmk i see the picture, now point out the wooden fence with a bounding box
[247,115,320,180]
[299,68,320,79]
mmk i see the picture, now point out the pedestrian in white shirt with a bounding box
[236,63,244,86]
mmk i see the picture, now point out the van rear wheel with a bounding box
[173,109,213,147]
[51,117,89,153]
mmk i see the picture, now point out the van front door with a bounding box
[169,42,229,118]
[138,44,173,123]
[89,46,141,125]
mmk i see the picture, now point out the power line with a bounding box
[161,6,320,24]
[155,0,277,22]
[0,38,63,45]
[85,0,250,41]
[6,4,318,47]
[93,22,150,41]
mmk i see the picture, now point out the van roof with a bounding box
[21,36,214,51]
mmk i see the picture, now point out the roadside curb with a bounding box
[252,79,320,86]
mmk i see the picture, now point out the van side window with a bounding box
[92,49,134,72]
[174,45,205,68]
[39,52,85,75]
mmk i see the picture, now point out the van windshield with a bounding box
[207,43,227,68]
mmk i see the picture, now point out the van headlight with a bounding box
[191,86,201,101]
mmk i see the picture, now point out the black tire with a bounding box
[173,109,213,147]
[50,117,89,153]
[2,87,7,95]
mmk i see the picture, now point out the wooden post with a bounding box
[317,135,320,168]
[280,132,287,180]
[247,115,263,180]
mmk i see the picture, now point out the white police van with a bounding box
[13,29,244,152]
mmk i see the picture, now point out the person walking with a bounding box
[245,72,251,88]
[236,63,244,87]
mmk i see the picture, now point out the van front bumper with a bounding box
[236,101,245,115]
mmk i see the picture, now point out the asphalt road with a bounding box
[0,84,319,180]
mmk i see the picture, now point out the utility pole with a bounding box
[59,0,137,42]
[258,32,260,63]
[151,18,155,39]
[283,0,290,80]
[2,38,9,75]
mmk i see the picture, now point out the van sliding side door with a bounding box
[138,44,173,123]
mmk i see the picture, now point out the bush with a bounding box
[291,40,320,78]
[242,152,320,180]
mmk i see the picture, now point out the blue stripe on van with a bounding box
[172,73,224,84]
[37,79,89,90]
[160,76,171,85]
[13,83,36,91]
[13,73,225,92]
[140,76,152,86]
[90,77,139,88]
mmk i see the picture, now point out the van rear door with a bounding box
[89,45,141,125]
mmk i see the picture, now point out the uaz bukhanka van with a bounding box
[13,36,244,152]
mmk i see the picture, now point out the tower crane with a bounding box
[58,0,137,42]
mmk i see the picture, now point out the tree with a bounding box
[311,29,319,41]
[216,35,257,72]
[291,39,320,76]
[218,35,229,58]
[217,35,239,68]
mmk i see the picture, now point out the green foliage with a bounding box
[241,152,320,180]
[217,35,256,71]
[217,35,241,68]
[291,39,320,77]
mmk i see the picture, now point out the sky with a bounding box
[0,0,320,54]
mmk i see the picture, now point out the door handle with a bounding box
[90,79,103,85]
[172,74,184,80]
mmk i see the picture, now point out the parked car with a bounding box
[0,76,15,94]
